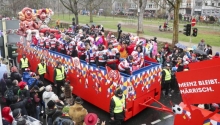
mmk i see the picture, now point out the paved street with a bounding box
[49,82,181,125]
[82,90,181,125]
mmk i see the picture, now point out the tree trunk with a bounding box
[74,0,79,25]
[75,13,79,25]
[89,2,93,23]
[138,12,144,33]
[172,1,180,47]
[137,0,147,34]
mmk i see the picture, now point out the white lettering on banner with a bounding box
[179,79,220,88]
[198,79,218,86]
[178,79,220,94]
[179,81,197,87]
[180,87,214,94]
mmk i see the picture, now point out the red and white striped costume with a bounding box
[86,49,96,63]
[131,51,144,69]
[50,38,57,49]
[106,48,119,64]
[118,59,132,72]
[67,41,76,55]
[96,50,107,63]
[109,39,119,47]
[58,38,65,50]
[38,37,46,48]
[77,41,86,57]
[45,38,50,49]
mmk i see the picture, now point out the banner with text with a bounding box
[176,65,220,104]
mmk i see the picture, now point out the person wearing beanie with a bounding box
[109,89,126,125]
[10,66,22,82]
[12,108,22,119]
[83,113,106,125]
[69,97,88,125]
[42,85,59,109]
[12,108,22,125]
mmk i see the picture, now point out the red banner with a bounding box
[176,65,220,104]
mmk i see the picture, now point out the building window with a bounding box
[212,3,214,6]
[149,4,152,8]
[218,3,220,6]
[205,3,208,6]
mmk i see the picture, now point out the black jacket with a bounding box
[10,72,22,82]
[10,98,28,115]
[52,110,63,122]
[109,94,125,120]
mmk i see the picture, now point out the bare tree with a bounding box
[133,0,148,33]
[153,0,174,21]
[83,0,104,23]
[167,0,182,46]
[60,0,80,24]
[1,0,27,16]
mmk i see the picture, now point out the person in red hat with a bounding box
[83,113,105,125]
[2,107,13,124]
[17,81,29,100]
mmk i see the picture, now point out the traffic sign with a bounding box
[191,19,196,27]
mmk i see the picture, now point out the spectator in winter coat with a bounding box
[164,56,173,67]
[205,45,212,55]
[52,102,64,122]
[61,81,74,105]
[176,57,184,72]
[0,60,7,80]
[10,95,28,115]
[12,80,20,96]
[46,100,57,124]
[0,73,8,97]
[2,107,13,125]
[197,39,206,51]
[69,97,88,125]
[10,66,22,82]
[17,81,30,100]
[12,108,22,125]
[42,85,60,109]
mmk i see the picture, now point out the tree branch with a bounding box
[60,0,72,12]
[167,0,175,8]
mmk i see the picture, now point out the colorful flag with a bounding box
[106,66,121,84]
